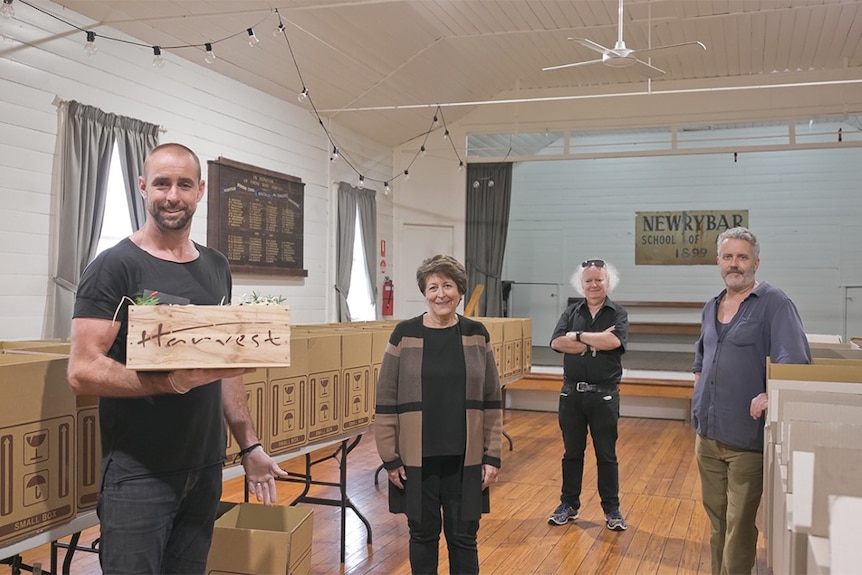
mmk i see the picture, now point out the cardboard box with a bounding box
[477,318,504,379]
[225,369,267,467]
[369,328,392,423]
[76,394,100,511]
[267,337,310,455]
[126,305,291,369]
[305,334,341,442]
[503,319,523,383]
[0,353,76,545]
[207,503,313,575]
[520,318,533,373]
[339,331,373,432]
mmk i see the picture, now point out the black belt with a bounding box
[563,381,618,394]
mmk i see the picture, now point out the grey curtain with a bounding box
[115,116,160,230]
[50,101,159,338]
[335,182,378,321]
[465,163,512,317]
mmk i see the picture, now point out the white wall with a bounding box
[503,146,862,340]
[0,1,391,339]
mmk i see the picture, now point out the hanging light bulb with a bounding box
[330,147,339,162]
[204,43,216,64]
[403,169,410,181]
[458,161,464,171]
[420,145,426,156]
[443,129,450,140]
[273,22,286,37]
[0,0,14,18]
[297,86,309,103]
[152,46,165,68]
[83,30,98,57]
[247,28,259,47]
[488,179,495,188]
[433,114,439,127]
[384,181,391,195]
[358,175,365,189]
[472,180,480,189]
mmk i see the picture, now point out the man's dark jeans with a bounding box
[97,460,223,574]
[558,383,621,513]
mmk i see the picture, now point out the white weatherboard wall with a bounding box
[0,0,391,339]
[503,147,862,343]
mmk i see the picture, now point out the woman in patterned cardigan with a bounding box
[375,254,503,575]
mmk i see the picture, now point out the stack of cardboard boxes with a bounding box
[764,343,862,574]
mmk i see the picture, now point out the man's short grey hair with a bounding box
[570,259,620,295]
[717,226,760,259]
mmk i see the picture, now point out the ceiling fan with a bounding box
[543,0,706,78]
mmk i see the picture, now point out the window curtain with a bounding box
[115,116,160,230]
[335,182,377,321]
[465,163,512,317]
[49,101,159,338]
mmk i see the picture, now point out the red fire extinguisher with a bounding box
[382,277,394,316]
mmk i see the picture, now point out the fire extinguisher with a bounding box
[382,277,394,316]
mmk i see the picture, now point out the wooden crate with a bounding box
[126,305,290,369]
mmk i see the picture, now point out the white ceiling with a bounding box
[52,0,862,148]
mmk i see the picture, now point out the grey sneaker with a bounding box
[605,509,627,531]
[548,502,579,525]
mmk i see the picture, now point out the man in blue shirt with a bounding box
[692,227,811,575]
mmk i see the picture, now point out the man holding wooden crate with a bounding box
[68,143,287,574]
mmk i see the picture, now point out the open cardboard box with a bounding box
[207,502,313,575]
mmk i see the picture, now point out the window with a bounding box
[95,144,133,256]
[346,207,376,320]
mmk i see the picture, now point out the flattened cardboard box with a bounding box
[0,353,76,545]
[207,503,313,575]
[127,305,291,369]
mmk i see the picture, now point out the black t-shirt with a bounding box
[420,324,467,457]
[74,238,232,478]
[550,297,628,386]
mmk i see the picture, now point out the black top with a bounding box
[551,297,629,387]
[420,323,467,457]
[74,238,232,479]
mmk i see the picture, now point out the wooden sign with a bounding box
[635,210,749,265]
[207,157,307,277]
[126,305,291,370]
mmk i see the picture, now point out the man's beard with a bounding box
[150,203,193,230]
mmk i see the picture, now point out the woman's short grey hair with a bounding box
[717,226,760,259]
[416,254,467,295]
[570,259,620,295]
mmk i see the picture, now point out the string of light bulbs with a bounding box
[5,0,468,192]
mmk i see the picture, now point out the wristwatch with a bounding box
[575,331,582,342]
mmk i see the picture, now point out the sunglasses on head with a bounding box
[581,259,606,269]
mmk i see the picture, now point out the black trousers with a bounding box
[558,384,621,513]
[408,455,480,575]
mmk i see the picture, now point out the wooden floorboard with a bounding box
[9,410,771,575]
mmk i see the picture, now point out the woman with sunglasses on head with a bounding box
[547,258,630,532]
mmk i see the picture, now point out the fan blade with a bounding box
[633,59,666,78]
[542,58,604,72]
[568,37,612,56]
[637,41,706,59]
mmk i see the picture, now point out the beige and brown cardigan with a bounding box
[374,314,503,520]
